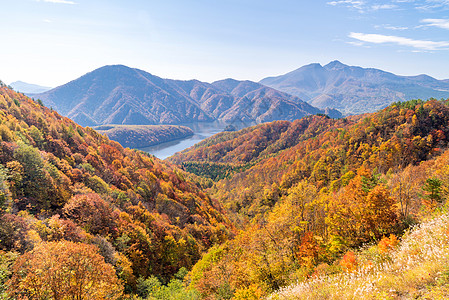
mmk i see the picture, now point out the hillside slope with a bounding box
[172,99,449,217]
[0,82,231,292]
[177,99,449,299]
[261,60,449,115]
[271,211,449,299]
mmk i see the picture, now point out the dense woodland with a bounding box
[171,98,449,299]
[94,124,193,149]
[2,78,449,299]
[0,82,231,298]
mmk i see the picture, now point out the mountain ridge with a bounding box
[260,60,449,115]
[9,81,52,94]
[35,65,342,127]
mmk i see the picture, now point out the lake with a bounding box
[138,121,254,160]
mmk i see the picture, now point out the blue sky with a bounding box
[1,0,449,87]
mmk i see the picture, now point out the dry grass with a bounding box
[268,213,449,300]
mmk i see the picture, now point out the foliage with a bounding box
[7,241,123,299]
[269,212,449,299]
[183,98,449,298]
[0,251,18,297]
[0,85,231,296]
[174,99,449,219]
[422,177,443,205]
[1,82,449,299]
[181,161,251,181]
[136,267,200,300]
[339,251,358,273]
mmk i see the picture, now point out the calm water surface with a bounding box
[138,121,251,160]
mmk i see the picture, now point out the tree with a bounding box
[13,142,46,195]
[0,165,11,211]
[327,167,398,246]
[422,177,443,205]
[62,193,117,235]
[7,241,123,299]
[389,164,425,221]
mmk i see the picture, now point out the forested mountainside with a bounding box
[34,65,341,126]
[260,60,449,115]
[169,98,449,299]
[171,99,449,218]
[0,82,231,297]
[4,75,449,299]
[94,124,193,148]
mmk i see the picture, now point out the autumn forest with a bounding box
[1,79,449,299]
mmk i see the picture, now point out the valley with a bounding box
[137,121,250,159]
[5,0,449,298]
[2,74,449,299]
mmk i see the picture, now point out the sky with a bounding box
[1,0,449,87]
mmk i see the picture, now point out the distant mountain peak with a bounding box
[9,81,52,94]
[93,64,141,75]
[35,65,336,126]
[301,63,323,70]
[214,78,240,84]
[260,61,449,115]
[99,64,133,70]
[324,60,347,70]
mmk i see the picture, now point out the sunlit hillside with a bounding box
[174,98,449,299]
[0,82,231,298]
[270,211,449,299]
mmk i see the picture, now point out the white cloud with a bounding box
[421,18,449,30]
[416,0,449,10]
[375,24,409,30]
[385,25,409,30]
[349,32,449,50]
[347,41,367,47]
[327,0,365,11]
[36,0,76,4]
[329,0,449,12]
[328,1,399,12]
[372,4,398,10]
[427,0,449,5]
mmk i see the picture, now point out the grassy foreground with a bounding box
[269,211,449,300]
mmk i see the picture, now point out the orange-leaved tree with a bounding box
[7,240,123,299]
[327,167,398,247]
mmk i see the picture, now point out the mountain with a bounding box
[260,60,449,115]
[35,65,213,126]
[5,70,449,299]
[209,79,341,122]
[172,99,449,298]
[171,98,449,219]
[34,65,341,127]
[9,81,52,94]
[0,81,231,292]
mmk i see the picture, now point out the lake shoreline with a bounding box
[138,121,254,159]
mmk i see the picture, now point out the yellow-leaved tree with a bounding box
[7,240,123,299]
